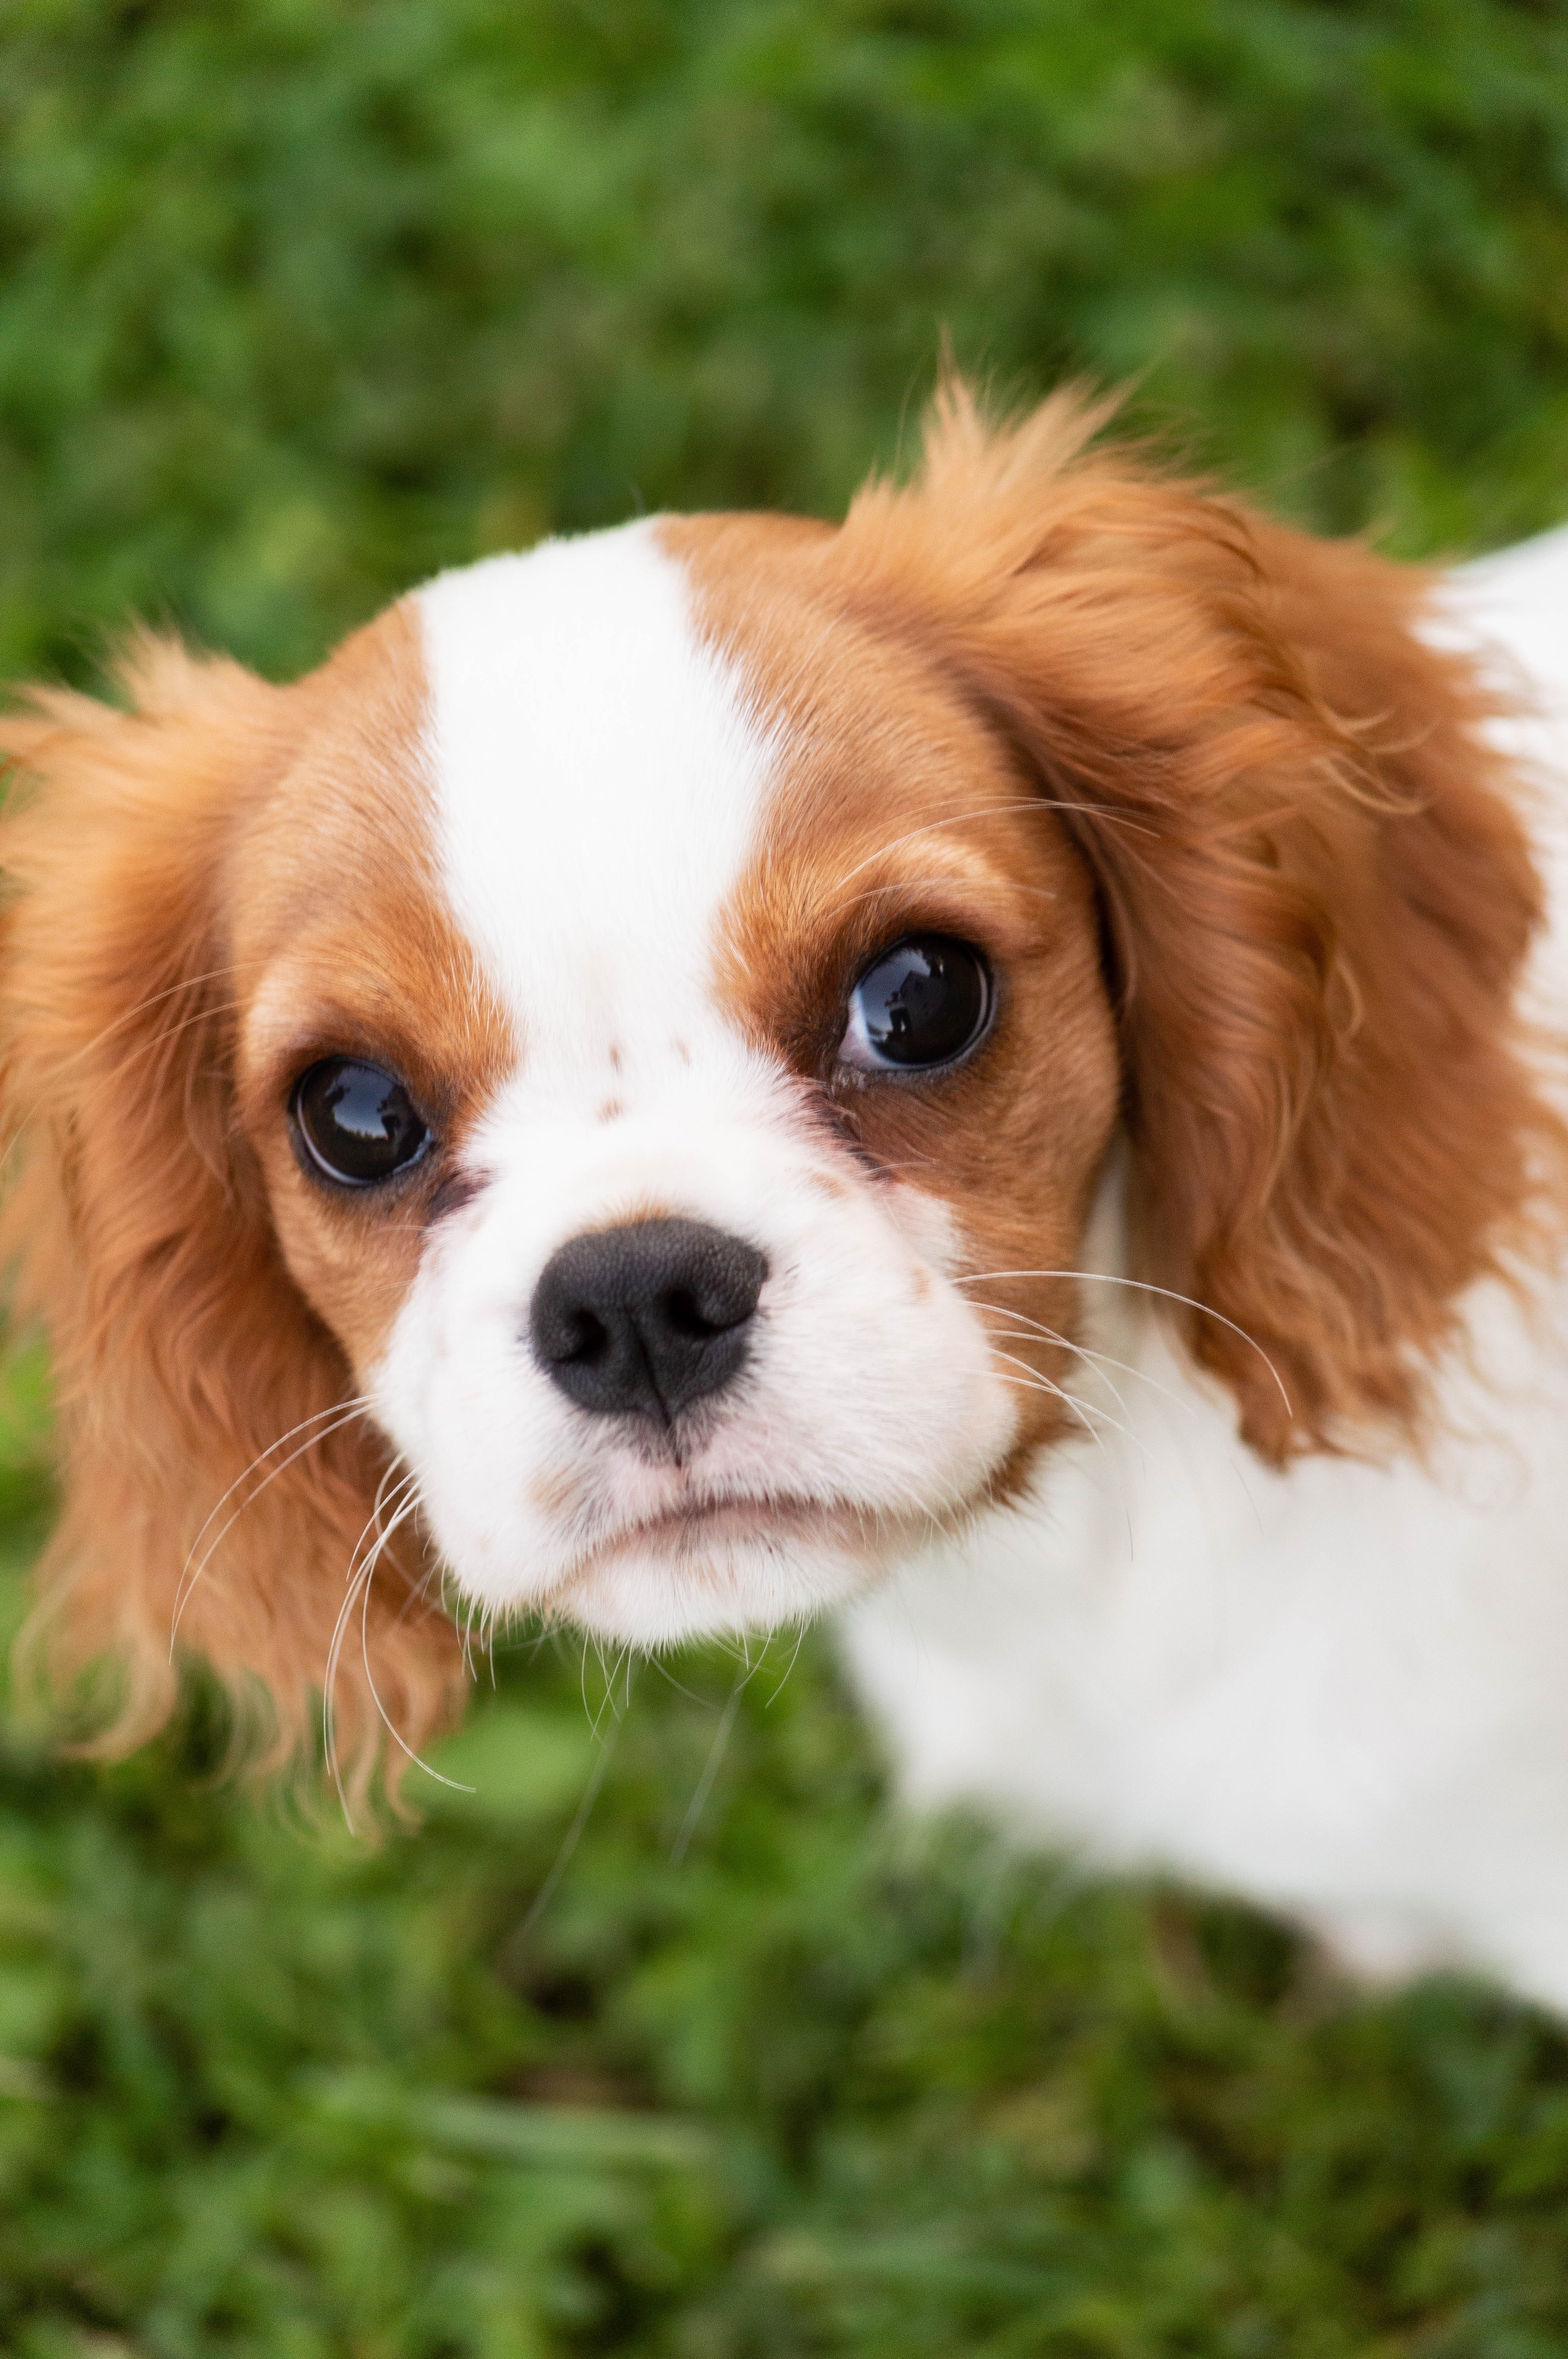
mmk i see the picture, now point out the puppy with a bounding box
[4,385,1567,2005]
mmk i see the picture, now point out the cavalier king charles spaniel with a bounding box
[4,384,1568,2006]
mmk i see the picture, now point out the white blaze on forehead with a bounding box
[415,520,774,1063]
[374,519,1023,1643]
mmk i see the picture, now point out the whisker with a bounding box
[389,1538,448,1632]
[990,1372,1136,1554]
[983,1302,1224,1434]
[956,1269,1291,1418]
[991,1361,1125,1456]
[669,1674,744,1864]
[516,1670,635,1939]
[971,1301,1141,1429]
[989,1347,1129,1434]
[171,1399,373,1650]
[764,1620,810,1707]
[324,1467,421,1824]
[644,1654,713,1709]
[323,1562,376,1829]
[983,1324,1138,1425]
[973,1301,1266,1539]
[355,1490,475,1797]
[586,1641,633,1744]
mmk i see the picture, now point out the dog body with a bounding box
[848,525,1568,2012]
[3,391,1566,2003]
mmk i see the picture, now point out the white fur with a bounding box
[845,527,1568,2013]
[370,523,1016,1641]
[377,509,1568,2016]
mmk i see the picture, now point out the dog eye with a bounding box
[292,1058,430,1186]
[841,936,992,1072]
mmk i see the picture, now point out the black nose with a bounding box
[529,1218,768,1423]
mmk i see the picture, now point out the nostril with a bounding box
[529,1217,768,1421]
[661,1285,740,1342]
[557,1308,610,1365]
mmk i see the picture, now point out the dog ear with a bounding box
[841,383,1565,1460]
[0,638,464,1794]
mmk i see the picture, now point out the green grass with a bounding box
[4,0,1568,686]
[5,1349,1568,2356]
[5,2,1568,2349]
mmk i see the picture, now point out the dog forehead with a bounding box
[414,518,778,1060]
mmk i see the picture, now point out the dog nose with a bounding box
[529,1218,768,1422]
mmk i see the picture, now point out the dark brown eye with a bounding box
[841,936,992,1072]
[292,1058,430,1187]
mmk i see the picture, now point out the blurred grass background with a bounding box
[4,1,1568,2351]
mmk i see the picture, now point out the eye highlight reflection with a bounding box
[840,936,992,1073]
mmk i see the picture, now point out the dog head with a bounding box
[1,385,1556,1786]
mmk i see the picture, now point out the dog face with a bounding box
[239,514,1118,1648]
[1,386,1555,1782]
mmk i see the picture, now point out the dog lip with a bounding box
[603,1493,848,1553]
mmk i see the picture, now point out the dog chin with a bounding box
[539,1500,912,1647]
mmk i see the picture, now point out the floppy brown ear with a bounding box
[0,638,464,1791]
[838,385,1566,1460]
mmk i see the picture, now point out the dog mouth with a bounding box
[538,1487,897,1643]
[595,1492,862,1558]
[535,1477,959,1642]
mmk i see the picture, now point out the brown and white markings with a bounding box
[4,384,1568,2008]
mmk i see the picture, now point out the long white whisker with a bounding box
[764,1621,810,1708]
[324,1562,375,1830]
[976,1298,1265,1541]
[970,1301,1141,1428]
[992,1377,1123,1469]
[324,1468,421,1825]
[956,1269,1291,1418]
[971,1296,1149,1377]
[516,1669,636,1939]
[990,1372,1136,1554]
[989,1348,1129,1440]
[982,1322,1138,1428]
[586,1643,633,1743]
[669,1675,744,1865]
[171,1400,372,1650]
[178,1398,369,1601]
[356,1491,474,1796]
[644,1655,713,1708]
[976,1300,1236,1445]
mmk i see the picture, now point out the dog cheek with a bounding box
[258,1170,421,1385]
[739,1193,1020,1507]
[363,1229,567,1610]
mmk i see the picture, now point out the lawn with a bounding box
[4,4,1568,2351]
